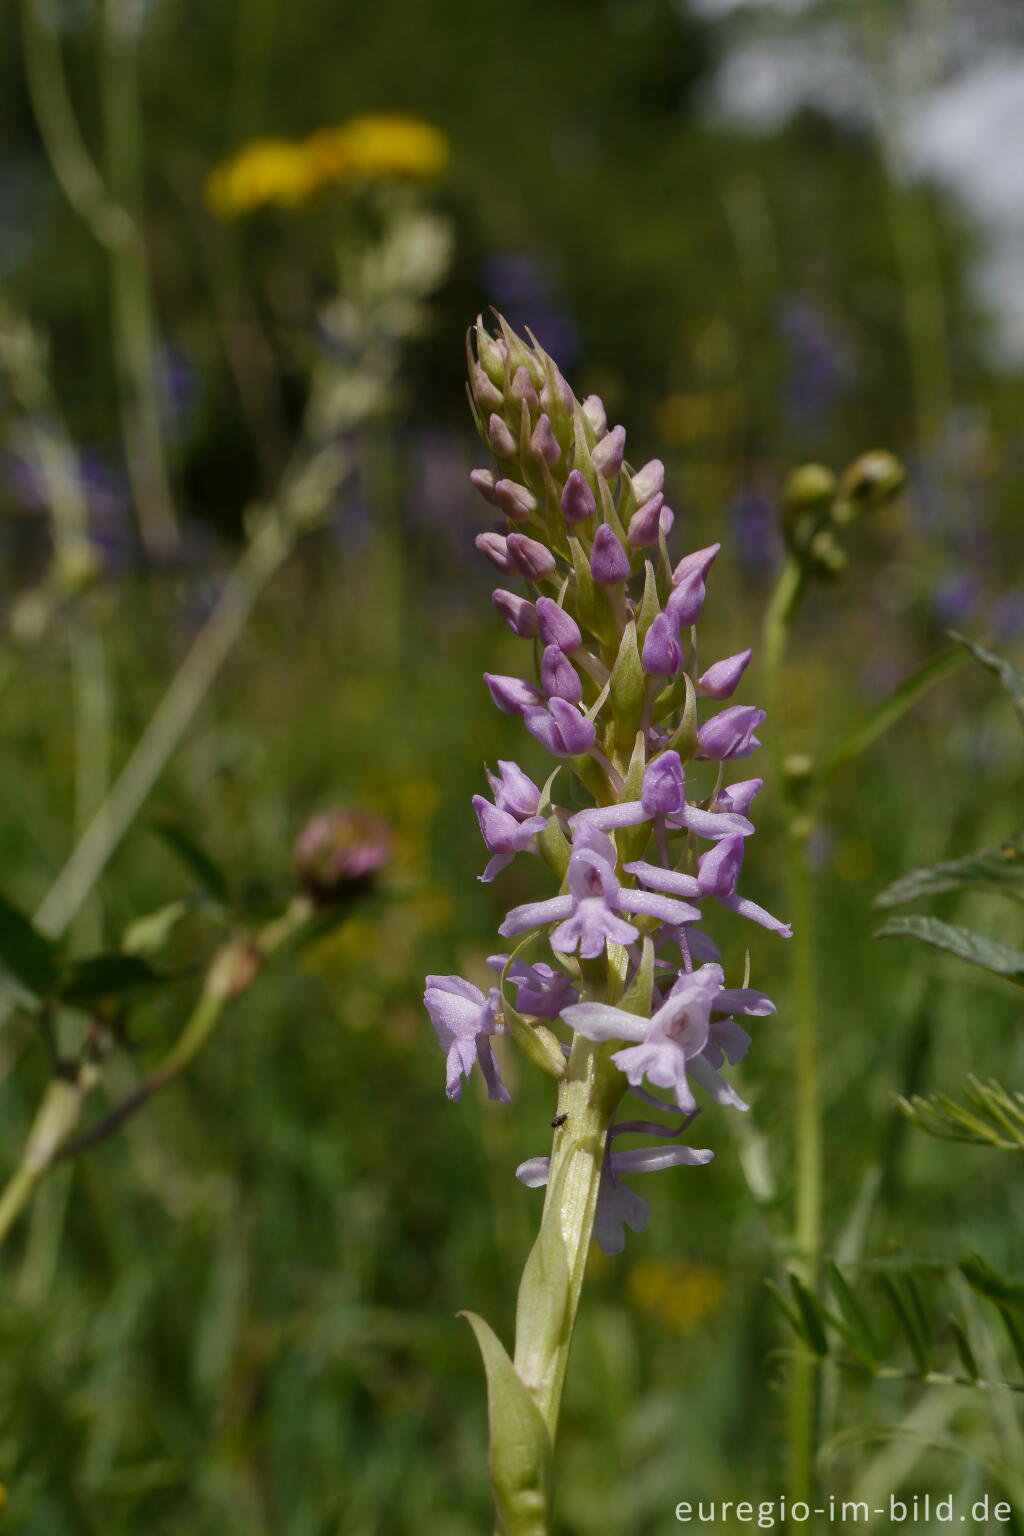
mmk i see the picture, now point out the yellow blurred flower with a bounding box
[626,1259,725,1334]
[206,115,448,219]
[205,138,321,218]
[309,115,449,183]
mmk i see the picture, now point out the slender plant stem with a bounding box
[0,1076,88,1248]
[34,511,292,939]
[761,553,822,1510]
[513,1037,624,1435]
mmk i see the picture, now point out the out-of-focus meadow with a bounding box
[1,1,1023,1531]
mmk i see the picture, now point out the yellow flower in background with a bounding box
[205,138,321,218]
[626,1259,725,1334]
[309,115,449,183]
[206,115,449,219]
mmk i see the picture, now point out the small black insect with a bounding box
[551,1113,568,1128]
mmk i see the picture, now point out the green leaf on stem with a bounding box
[950,630,1024,730]
[875,838,1024,908]
[818,646,966,790]
[459,1311,553,1536]
[0,892,60,999]
[151,819,231,906]
[56,952,172,1009]
[875,915,1024,986]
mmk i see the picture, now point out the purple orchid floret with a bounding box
[530,413,561,467]
[561,469,596,524]
[541,645,583,704]
[631,459,664,503]
[666,543,720,629]
[536,596,582,652]
[484,673,542,715]
[625,835,793,937]
[590,524,630,585]
[562,963,748,1113]
[424,975,510,1102]
[494,479,538,522]
[492,589,539,638]
[592,424,626,479]
[627,492,665,549]
[472,795,546,882]
[475,531,513,572]
[641,612,683,677]
[695,705,766,761]
[499,824,697,959]
[488,954,579,1018]
[486,760,542,819]
[507,532,556,581]
[711,778,763,816]
[570,751,753,843]
[522,697,596,757]
[697,649,753,700]
[517,1118,713,1255]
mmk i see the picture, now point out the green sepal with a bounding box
[536,817,571,882]
[664,673,698,762]
[617,936,654,1016]
[609,620,645,752]
[571,411,597,492]
[499,944,567,1083]
[496,313,542,386]
[616,734,652,864]
[597,475,627,547]
[459,1311,553,1536]
[635,561,660,646]
[568,752,608,805]
[568,535,606,643]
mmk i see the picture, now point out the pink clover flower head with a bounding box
[424,975,509,1102]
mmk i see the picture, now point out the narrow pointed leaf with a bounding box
[880,1275,931,1375]
[819,647,966,788]
[459,1311,553,1536]
[950,630,1024,730]
[788,1273,830,1357]
[948,1315,980,1381]
[151,820,231,905]
[875,915,1024,986]
[827,1262,879,1365]
[875,838,1024,908]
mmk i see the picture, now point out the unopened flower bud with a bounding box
[484,673,543,715]
[581,394,607,436]
[529,413,561,467]
[809,529,847,577]
[487,412,517,459]
[535,596,582,652]
[590,524,630,585]
[641,612,683,677]
[592,424,625,479]
[473,317,506,386]
[667,542,720,627]
[523,698,596,757]
[630,459,664,504]
[493,589,539,638]
[293,808,391,905]
[627,492,665,549]
[696,706,766,761]
[507,532,556,581]
[561,468,596,524]
[782,464,836,550]
[470,468,501,507]
[510,365,539,415]
[697,648,752,700]
[494,478,538,522]
[541,645,583,703]
[476,531,514,572]
[834,450,904,521]
[472,365,504,414]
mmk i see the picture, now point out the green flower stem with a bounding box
[0,1075,89,1249]
[761,554,822,1509]
[513,1036,625,1438]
